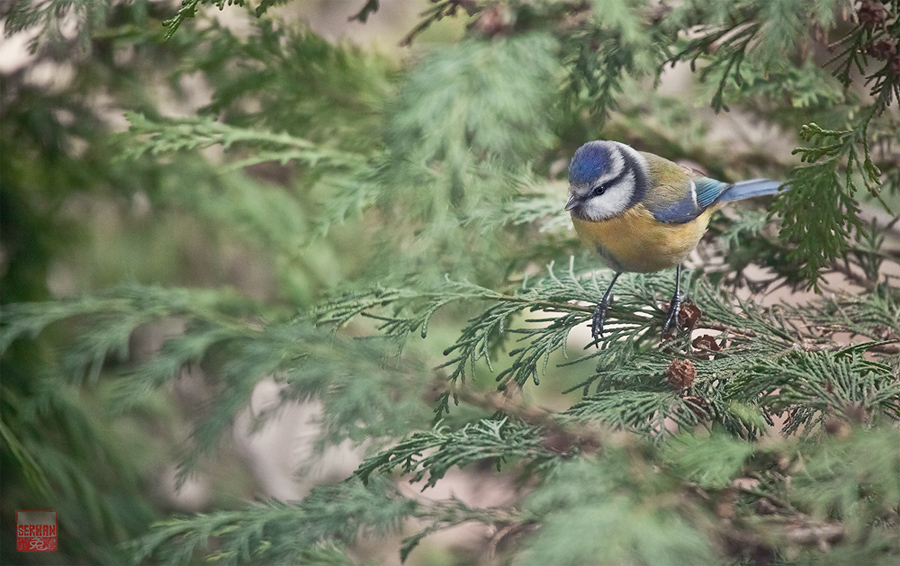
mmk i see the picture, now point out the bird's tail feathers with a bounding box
[716,178,787,203]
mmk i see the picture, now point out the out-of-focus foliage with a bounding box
[2,0,899,565]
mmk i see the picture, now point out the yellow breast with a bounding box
[571,204,713,273]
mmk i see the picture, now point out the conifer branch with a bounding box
[129,478,416,565]
[354,418,561,488]
[121,113,370,171]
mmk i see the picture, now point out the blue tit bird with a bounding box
[565,140,787,343]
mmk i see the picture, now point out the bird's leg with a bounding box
[663,264,685,335]
[589,272,621,347]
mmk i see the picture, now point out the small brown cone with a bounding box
[678,302,702,330]
[666,358,696,389]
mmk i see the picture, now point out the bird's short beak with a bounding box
[564,194,579,212]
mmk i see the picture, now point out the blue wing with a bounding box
[695,177,728,208]
[647,177,785,223]
[648,177,728,224]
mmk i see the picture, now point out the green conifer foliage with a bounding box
[2,1,899,564]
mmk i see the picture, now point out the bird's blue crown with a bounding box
[568,141,611,186]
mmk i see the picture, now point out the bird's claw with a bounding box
[663,293,685,335]
[588,296,612,348]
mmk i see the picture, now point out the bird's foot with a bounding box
[663,293,686,335]
[588,296,612,348]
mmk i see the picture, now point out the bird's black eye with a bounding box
[591,184,607,196]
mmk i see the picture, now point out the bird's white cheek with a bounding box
[583,176,635,220]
